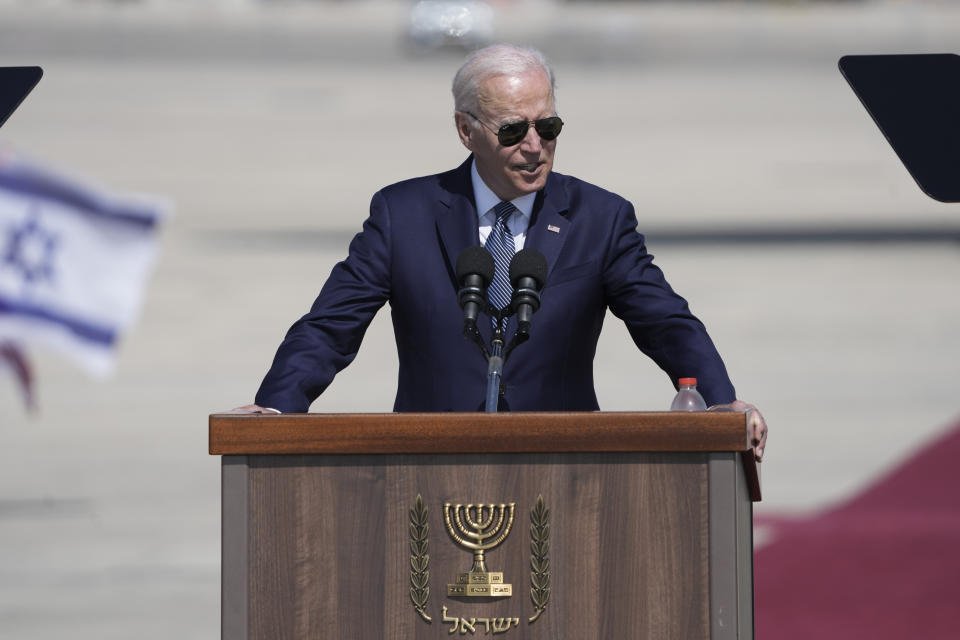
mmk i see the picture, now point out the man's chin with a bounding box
[510,169,549,195]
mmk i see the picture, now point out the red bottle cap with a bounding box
[678,377,697,386]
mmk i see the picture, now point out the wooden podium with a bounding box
[209,412,760,639]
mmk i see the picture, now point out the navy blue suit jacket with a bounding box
[256,157,735,412]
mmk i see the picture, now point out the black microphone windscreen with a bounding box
[456,246,495,285]
[509,249,548,288]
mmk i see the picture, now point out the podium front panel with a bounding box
[222,451,752,639]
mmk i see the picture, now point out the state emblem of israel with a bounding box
[408,494,551,634]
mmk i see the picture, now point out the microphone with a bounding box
[508,248,548,327]
[455,246,495,326]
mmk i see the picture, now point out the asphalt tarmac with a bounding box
[0,1,958,637]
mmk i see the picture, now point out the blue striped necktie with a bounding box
[485,201,517,329]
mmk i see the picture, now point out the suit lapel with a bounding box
[526,172,570,281]
[436,157,480,284]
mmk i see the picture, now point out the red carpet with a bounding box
[754,420,960,639]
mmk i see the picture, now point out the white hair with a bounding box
[452,44,557,119]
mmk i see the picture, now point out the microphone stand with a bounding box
[461,301,507,412]
[484,322,506,413]
[462,303,535,413]
[466,310,534,413]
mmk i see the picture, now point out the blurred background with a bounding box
[1,0,958,638]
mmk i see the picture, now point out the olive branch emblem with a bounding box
[409,494,432,622]
[528,494,551,623]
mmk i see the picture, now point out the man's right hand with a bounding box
[225,404,280,414]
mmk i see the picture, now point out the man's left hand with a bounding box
[709,399,767,462]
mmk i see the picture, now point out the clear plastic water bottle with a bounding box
[670,377,707,411]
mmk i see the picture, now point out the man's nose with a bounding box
[518,124,542,152]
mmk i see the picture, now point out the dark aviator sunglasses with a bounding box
[465,111,564,147]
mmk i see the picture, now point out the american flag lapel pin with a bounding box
[547,224,561,234]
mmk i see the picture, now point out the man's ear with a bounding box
[454,112,474,150]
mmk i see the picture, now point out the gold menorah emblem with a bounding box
[443,502,516,598]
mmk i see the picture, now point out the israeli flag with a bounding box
[0,151,169,376]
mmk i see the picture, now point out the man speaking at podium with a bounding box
[235,44,767,461]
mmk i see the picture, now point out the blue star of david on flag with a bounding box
[2,208,58,291]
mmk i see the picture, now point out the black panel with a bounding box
[840,54,960,203]
[0,66,43,129]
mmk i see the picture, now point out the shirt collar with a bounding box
[471,159,536,222]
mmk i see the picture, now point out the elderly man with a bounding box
[238,44,767,460]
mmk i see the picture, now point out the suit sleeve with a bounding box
[254,191,393,412]
[601,200,736,406]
